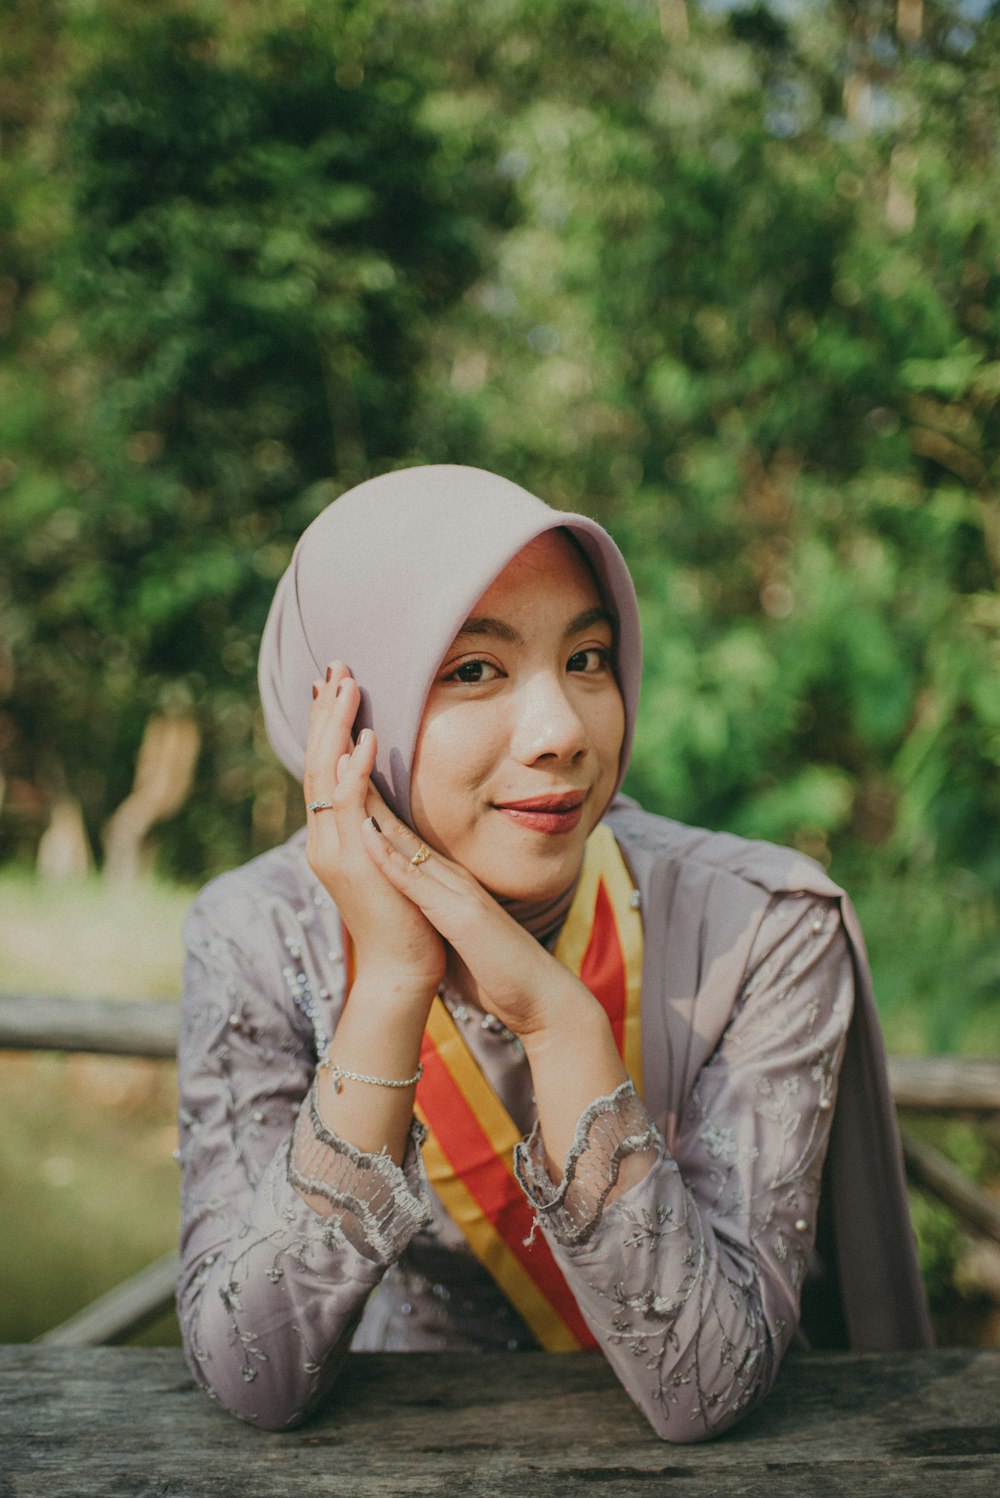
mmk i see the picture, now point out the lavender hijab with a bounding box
[259,464,641,823]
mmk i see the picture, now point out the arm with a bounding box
[514,893,854,1442]
[177,891,430,1430]
[178,657,452,1429]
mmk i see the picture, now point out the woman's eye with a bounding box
[567,647,610,674]
[447,659,501,684]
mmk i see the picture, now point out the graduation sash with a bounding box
[414,822,644,1351]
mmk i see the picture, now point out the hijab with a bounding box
[259,464,641,820]
[258,465,642,938]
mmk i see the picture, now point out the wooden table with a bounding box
[2,1346,999,1496]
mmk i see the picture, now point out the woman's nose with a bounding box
[509,674,589,765]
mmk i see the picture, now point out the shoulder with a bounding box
[604,796,845,905]
[183,828,320,950]
[180,829,344,1049]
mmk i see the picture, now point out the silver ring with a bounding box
[410,843,431,866]
[307,800,335,813]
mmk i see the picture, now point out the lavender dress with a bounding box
[176,802,930,1439]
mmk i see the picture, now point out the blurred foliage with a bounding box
[1,0,998,1032]
[903,1111,1000,1344]
[0,0,502,874]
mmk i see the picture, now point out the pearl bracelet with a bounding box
[318,1056,423,1093]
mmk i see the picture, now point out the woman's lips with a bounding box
[492,795,585,836]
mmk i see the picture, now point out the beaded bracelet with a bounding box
[318,1056,423,1093]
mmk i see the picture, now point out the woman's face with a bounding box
[410,530,626,902]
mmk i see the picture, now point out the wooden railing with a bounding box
[2,992,999,1348]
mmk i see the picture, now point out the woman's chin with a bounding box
[475,844,587,907]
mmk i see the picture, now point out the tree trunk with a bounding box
[102,716,200,883]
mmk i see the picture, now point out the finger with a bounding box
[362,779,426,852]
[332,729,376,806]
[360,816,432,898]
[304,669,361,799]
[303,664,349,763]
[362,816,466,899]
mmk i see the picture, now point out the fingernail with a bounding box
[335,680,345,697]
[312,684,319,700]
[326,666,333,682]
[370,816,382,834]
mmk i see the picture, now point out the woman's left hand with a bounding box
[364,806,640,1182]
[360,811,597,1043]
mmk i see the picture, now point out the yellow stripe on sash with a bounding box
[344,823,645,1351]
[553,822,644,1097]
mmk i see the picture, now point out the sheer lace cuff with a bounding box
[288,1086,432,1264]
[513,1081,662,1248]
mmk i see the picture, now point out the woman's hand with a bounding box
[303,663,445,997]
[360,813,598,1043]
[363,814,635,1180]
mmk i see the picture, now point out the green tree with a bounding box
[0,0,497,875]
[413,1,1000,904]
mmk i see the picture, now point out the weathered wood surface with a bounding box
[2,1347,998,1497]
[0,994,178,1059]
[37,1252,180,1348]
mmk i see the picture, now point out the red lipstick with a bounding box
[492,791,585,835]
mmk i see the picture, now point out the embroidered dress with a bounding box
[177,804,929,1438]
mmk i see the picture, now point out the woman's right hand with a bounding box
[303,661,445,998]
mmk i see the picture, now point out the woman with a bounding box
[177,464,930,1439]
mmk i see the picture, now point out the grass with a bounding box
[0,869,193,998]
[0,869,191,1344]
[1,860,998,1348]
[2,1052,181,1343]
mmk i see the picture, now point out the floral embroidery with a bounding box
[516,892,852,1441]
[177,829,853,1441]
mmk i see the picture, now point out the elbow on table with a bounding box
[178,1289,341,1433]
[181,1337,331,1432]
[630,1384,769,1446]
[621,1334,779,1445]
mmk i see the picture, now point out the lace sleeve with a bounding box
[514,894,854,1444]
[514,1082,660,1244]
[178,890,430,1429]
[289,1089,430,1260]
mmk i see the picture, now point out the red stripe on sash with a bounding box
[417,1039,597,1349]
[582,878,628,1049]
[343,823,643,1352]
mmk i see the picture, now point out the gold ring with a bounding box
[410,843,431,866]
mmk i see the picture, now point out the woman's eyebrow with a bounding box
[454,616,523,644]
[452,607,614,647]
[564,606,615,639]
